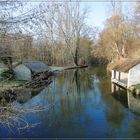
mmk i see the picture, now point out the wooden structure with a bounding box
[111,58,140,88]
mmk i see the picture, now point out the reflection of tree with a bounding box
[55,69,92,95]
[127,91,140,115]
[91,66,127,134]
[105,86,127,133]
[112,86,128,108]
[74,69,93,93]
[0,87,44,105]
[73,70,80,93]
[124,92,140,137]
[0,102,49,133]
[35,69,93,135]
[106,104,125,128]
[88,66,108,80]
[0,84,54,135]
[104,84,140,137]
[129,119,140,138]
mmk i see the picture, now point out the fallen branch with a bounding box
[64,65,88,70]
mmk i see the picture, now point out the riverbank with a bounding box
[0,65,88,92]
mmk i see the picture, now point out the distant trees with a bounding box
[92,1,140,63]
[100,15,134,59]
[0,1,35,61]
[12,34,33,61]
[1,1,139,66]
[58,1,89,66]
[130,2,140,57]
[37,1,95,66]
[134,2,140,34]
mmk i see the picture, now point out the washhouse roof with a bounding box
[111,58,140,73]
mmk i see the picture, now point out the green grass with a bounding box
[133,83,140,89]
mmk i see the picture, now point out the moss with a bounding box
[128,84,140,94]
[132,83,140,89]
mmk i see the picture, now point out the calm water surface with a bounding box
[1,66,140,138]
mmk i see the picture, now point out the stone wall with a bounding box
[128,63,140,87]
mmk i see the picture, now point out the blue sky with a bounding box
[84,2,108,29]
[81,1,136,30]
[19,1,136,29]
[11,1,136,33]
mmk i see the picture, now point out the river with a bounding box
[1,66,140,138]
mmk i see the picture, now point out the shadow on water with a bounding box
[111,83,140,115]
[1,66,140,138]
[0,87,44,105]
[111,83,140,137]
[111,84,128,108]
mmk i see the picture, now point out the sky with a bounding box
[81,1,136,30]
[13,1,136,29]
[4,1,136,34]
[82,2,108,29]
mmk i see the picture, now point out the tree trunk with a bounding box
[74,46,79,66]
[74,36,80,66]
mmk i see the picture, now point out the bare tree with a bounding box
[55,1,89,66]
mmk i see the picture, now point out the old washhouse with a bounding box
[111,58,140,89]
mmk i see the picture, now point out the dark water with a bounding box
[1,66,140,138]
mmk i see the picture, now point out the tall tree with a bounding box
[93,1,136,61]
[56,1,89,65]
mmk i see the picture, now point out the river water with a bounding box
[1,66,140,138]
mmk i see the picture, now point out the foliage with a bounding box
[92,2,140,64]
[133,83,140,89]
[0,1,140,66]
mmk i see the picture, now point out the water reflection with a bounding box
[111,83,140,115]
[111,84,128,108]
[1,67,140,138]
[0,85,53,136]
[127,91,140,115]
[111,83,140,137]
[0,88,43,105]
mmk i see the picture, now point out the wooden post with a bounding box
[118,72,121,81]
[112,83,116,93]
[114,71,116,79]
